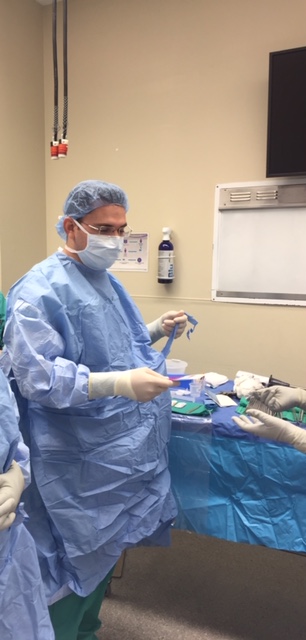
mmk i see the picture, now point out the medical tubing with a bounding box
[52,0,59,141]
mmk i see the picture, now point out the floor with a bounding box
[98,529,306,640]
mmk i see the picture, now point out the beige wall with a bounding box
[0,0,46,293]
[4,0,306,386]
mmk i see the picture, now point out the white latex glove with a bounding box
[232,409,306,454]
[161,309,187,337]
[89,368,174,403]
[0,460,25,531]
[115,367,174,402]
[249,385,306,412]
[147,310,187,344]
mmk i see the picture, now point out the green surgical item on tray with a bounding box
[171,400,211,416]
[236,396,306,424]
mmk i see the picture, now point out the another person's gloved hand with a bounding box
[232,409,306,454]
[147,310,187,344]
[249,385,306,412]
[0,460,25,531]
[89,368,174,403]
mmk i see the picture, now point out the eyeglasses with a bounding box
[80,222,132,237]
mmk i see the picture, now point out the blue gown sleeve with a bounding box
[4,299,90,409]
[14,436,31,488]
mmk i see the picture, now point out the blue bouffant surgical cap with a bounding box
[56,179,129,240]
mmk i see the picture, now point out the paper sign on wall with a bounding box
[110,232,149,272]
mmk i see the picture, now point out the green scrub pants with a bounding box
[48,568,114,640]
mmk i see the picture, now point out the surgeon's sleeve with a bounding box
[14,436,30,488]
[4,300,89,409]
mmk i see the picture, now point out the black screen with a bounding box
[266,46,306,177]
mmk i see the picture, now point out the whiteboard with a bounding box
[212,180,306,305]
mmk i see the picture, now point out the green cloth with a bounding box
[48,568,114,640]
[171,401,211,416]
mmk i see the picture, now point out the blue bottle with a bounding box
[158,227,174,283]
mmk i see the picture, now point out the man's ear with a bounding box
[63,217,76,236]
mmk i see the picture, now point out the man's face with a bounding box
[64,204,127,255]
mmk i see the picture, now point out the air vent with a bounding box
[218,183,306,209]
[256,189,278,201]
[229,191,251,202]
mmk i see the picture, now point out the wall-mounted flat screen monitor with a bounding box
[266,46,306,178]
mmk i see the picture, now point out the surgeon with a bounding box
[233,385,306,454]
[0,367,54,639]
[1,179,187,640]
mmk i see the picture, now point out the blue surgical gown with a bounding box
[2,252,177,601]
[0,369,54,639]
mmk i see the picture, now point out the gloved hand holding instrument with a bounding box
[89,310,196,402]
[248,384,306,413]
[146,310,188,343]
[89,367,174,402]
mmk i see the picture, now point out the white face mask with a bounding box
[65,219,124,270]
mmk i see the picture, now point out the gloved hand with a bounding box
[232,409,306,454]
[89,368,174,403]
[249,385,306,412]
[115,367,174,402]
[161,309,187,338]
[0,460,25,531]
[147,310,188,344]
